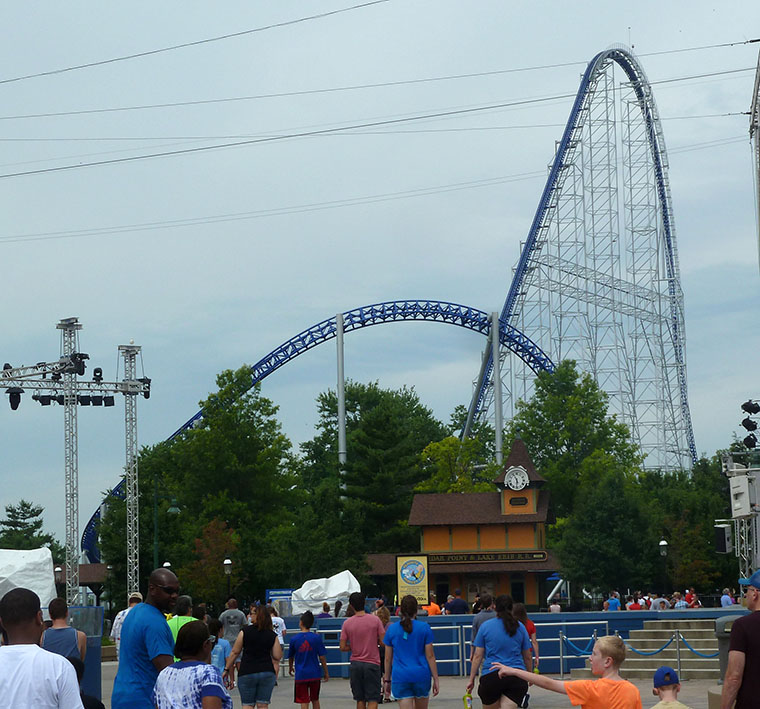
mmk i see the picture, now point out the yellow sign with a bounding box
[396,555,429,604]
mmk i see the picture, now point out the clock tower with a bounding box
[494,438,547,516]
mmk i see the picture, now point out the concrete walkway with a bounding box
[101,662,718,708]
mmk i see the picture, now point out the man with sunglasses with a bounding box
[720,569,760,709]
[111,568,180,709]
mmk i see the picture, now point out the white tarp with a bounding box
[0,547,57,609]
[291,569,361,616]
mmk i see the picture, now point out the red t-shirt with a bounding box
[628,602,642,610]
[524,619,536,636]
[340,613,386,665]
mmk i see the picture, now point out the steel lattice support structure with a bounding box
[120,344,141,595]
[57,318,82,604]
[468,46,696,471]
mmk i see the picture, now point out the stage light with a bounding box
[91,395,103,406]
[139,377,151,399]
[93,367,103,383]
[78,395,91,406]
[6,387,23,410]
[741,400,760,415]
[744,433,758,449]
[55,395,65,405]
[742,417,758,432]
[103,396,115,407]
[39,395,52,406]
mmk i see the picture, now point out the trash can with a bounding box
[70,605,103,700]
[715,615,737,685]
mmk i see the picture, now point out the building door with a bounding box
[511,579,525,604]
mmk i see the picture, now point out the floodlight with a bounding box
[6,387,23,410]
[742,417,758,432]
[55,395,65,405]
[741,400,760,415]
[93,367,103,383]
[139,377,151,399]
[103,395,115,407]
[78,395,91,406]
[91,395,103,406]
[744,433,758,449]
[39,395,52,406]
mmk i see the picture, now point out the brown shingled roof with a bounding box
[493,438,546,486]
[408,489,551,526]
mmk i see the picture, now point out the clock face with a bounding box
[505,466,530,491]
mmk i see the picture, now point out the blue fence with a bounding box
[283,608,747,678]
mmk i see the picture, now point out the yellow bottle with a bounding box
[463,691,473,708]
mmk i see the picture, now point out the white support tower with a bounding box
[120,344,142,595]
[57,317,82,604]
[750,48,760,272]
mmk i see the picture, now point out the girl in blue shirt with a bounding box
[382,595,439,708]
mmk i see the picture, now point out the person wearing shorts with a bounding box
[225,605,281,708]
[288,610,329,709]
[383,595,439,708]
[466,594,531,709]
[340,591,386,709]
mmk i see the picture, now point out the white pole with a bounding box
[492,312,503,465]
[336,314,347,466]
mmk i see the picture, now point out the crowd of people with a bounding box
[1,570,757,709]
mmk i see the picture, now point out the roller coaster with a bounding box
[83,45,696,563]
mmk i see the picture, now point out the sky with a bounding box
[0,1,758,544]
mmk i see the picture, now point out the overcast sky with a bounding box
[0,1,758,544]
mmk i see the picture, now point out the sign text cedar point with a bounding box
[428,551,548,563]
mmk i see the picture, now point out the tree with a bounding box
[415,436,497,494]
[553,452,657,590]
[99,366,295,602]
[506,360,641,518]
[0,500,64,561]
[298,381,446,564]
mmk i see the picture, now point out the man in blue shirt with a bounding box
[721,588,735,607]
[607,592,621,611]
[111,568,179,709]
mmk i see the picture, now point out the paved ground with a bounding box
[101,662,719,708]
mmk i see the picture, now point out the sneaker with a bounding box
[521,693,530,708]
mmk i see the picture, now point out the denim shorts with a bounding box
[238,671,277,705]
[391,679,431,699]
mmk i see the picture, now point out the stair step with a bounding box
[642,619,716,630]
[623,638,717,650]
[629,629,715,640]
[569,667,721,680]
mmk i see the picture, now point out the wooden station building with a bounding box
[368,439,557,608]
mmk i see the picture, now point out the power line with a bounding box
[0,135,747,246]
[0,60,753,123]
[0,1,390,86]
[0,114,745,143]
[0,67,753,180]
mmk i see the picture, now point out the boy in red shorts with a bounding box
[288,610,329,709]
[492,635,642,709]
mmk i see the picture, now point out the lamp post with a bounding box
[162,561,172,569]
[659,538,668,593]
[54,566,63,597]
[152,475,180,569]
[106,564,114,623]
[223,558,232,599]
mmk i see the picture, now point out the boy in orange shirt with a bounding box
[491,635,642,709]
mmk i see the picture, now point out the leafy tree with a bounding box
[415,436,496,493]
[553,452,657,590]
[0,500,64,561]
[99,366,295,602]
[506,360,641,518]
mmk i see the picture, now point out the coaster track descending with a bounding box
[466,46,696,470]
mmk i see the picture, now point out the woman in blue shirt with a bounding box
[466,594,531,709]
[382,595,439,708]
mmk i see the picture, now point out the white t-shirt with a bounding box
[110,606,133,659]
[271,616,287,644]
[0,644,84,708]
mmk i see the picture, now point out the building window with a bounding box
[509,496,528,506]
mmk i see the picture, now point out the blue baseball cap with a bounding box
[653,666,679,688]
[739,570,760,589]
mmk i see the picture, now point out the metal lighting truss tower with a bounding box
[1,318,149,603]
[120,344,141,596]
[472,46,695,470]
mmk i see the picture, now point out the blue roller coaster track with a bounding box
[81,300,553,562]
[468,46,697,463]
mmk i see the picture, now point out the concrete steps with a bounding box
[569,619,720,680]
